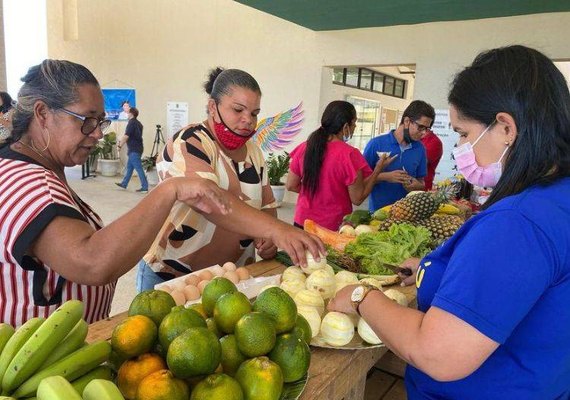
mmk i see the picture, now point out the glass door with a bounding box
[346,96,381,151]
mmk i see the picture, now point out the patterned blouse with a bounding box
[143,125,277,280]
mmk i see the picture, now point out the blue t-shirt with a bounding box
[363,131,427,211]
[406,178,570,400]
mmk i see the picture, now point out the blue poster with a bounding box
[102,88,136,121]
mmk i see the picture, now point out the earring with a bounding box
[504,141,510,146]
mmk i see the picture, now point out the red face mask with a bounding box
[213,103,255,150]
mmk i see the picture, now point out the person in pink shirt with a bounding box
[286,101,393,230]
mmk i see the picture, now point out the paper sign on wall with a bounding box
[431,109,458,182]
[166,102,189,138]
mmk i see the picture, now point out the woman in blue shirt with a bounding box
[329,45,570,399]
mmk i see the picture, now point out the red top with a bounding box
[290,140,372,231]
[420,130,443,190]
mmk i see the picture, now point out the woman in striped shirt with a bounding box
[0,60,231,326]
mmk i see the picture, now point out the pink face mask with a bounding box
[213,103,255,150]
[452,123,509,188]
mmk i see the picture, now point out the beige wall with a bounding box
[0,1,7,91]
[46,1,570,151]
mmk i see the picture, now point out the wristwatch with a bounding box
[350,284,379,316]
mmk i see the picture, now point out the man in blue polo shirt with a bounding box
[363,100,434,211]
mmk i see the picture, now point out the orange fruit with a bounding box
[201,277,237,317]
[293,314,312,344]
[213,291,252,334]
[190,373,244,400]
[129,290,176,326]
[117,353,166,399]
[268,333,310,382]
[235,357,283,400]
[166,327,221,379]
[111,315,157,359]
[158,308,206,351]
[219,334,247,377]
[253,287,297,334]
[135,369,189,400]
[234,312,276,358]
[187,303,208,320]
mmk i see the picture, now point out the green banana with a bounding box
[2,300,84,393]
[70,365,114,396]
[83,379,125,400]
[0,317,45,391]
[39,319,88,369]
[0,396,16,400]
[0,325,15,358]
[36,375,82,400]
[11,340,111,398]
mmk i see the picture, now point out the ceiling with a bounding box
[234,0,570,31]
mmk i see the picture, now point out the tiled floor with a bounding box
[67,165,407,399]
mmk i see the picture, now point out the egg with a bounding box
[157,285,172,293]
[222,262,237,272]
[223,270,240,284]
[197,279,210,294]
[199,270,214,281]
[172,280,187,292]
[183,285,201,301]
[235,267,250,281]
[210,265,225,277]
[184,274,200,286]
[170,289,186,306]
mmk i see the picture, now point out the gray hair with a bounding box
[203,67,261,104]
[10,59,99,141]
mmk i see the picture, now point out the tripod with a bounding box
[150,124,165,158]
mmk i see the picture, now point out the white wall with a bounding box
[45,2,570,153]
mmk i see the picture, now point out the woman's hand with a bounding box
[255,238,278,259]
[270,225,326,267]
[328,284,360,314]
[374,154,397,173]
[398,257,421,286]
[173,177,232,215]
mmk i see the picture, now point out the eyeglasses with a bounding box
[411,120,430,133]
[59,108,111,135]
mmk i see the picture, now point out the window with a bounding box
[345,67,359,87]
[359,69,372,90]
[384,76,395,96]
[373,73,384,93]
[394,80,405,98]
[332,68,344,84]
[331,67,406,98]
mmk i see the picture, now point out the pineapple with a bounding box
[417,215,463,243]
[389,187,457,222]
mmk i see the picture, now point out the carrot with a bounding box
[303,219,355,252]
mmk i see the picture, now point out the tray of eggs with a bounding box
[154,261,281,306]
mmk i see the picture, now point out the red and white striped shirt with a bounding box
[0,146,115,327]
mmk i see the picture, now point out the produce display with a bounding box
[279,253,411,349]
[0,301,118,400]
[114,278,310,400]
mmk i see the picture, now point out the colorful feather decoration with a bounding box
[253,102,304,152]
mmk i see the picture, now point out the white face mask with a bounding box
[452,122,509,188]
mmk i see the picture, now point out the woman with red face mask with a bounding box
[137,67,325,291]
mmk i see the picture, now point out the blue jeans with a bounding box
[120,152,148,190]
[136,259,165,292]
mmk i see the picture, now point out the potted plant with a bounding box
[266,151,290,206]
[141,154,159,186]
[97,131,120,177]
[88,146,100,174]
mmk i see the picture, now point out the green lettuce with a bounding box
[344,223,432,275]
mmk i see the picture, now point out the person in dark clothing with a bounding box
[115,107,148,192]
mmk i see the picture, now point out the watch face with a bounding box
[351,286,365,302]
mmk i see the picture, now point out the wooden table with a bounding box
[87,259,416,400]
